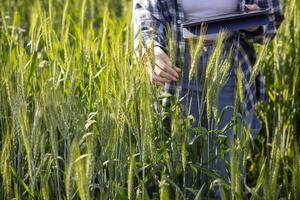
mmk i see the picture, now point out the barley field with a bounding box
[0,0,299,199]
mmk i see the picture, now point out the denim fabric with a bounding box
[180,41,262,139]
[179,41,262,198]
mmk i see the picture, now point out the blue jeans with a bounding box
[179,41,261,198]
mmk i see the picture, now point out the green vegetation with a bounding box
[0,0,299,199]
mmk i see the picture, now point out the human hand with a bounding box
[243,4,261,32]
[149,46,181,87]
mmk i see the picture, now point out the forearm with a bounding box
[133,0,168,57]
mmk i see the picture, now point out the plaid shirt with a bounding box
[133,0,284,118]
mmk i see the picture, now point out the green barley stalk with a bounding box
[249,40,269,85]
[188,25,205,80]
[205,31,233,127]
[159,169,171,200]
[0,0,299,199]
[127,154,135,200]
[236,66,244,106]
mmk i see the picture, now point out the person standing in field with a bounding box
[133,0,284,198]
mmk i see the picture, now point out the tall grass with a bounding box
[0,0,299,199]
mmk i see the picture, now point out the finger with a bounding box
[175,67,181,73]
[154,47,172,66]
[151,73,165,86]
[245,4,255,9]
[245,4,260,10]
[160,55,181,73]
[152,71,172,83]
[149,70,164,87]
[155,59,179,78]
[154,65,177,81]
[152,79,164,87]
[154,65,176,81]
[154,47,181,75]
[160,58,181,74]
